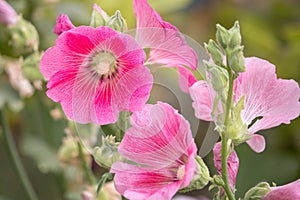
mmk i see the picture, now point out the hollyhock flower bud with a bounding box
[262,179,300,200]
[22,52,43,81]
[205,39,224,67]
[228,21,242,49]
[0,17,39,57]
[216,24,230,49]
[107,10,127,32]
[53,14,75,36]
[227,46,245,73]
[204,61,228,92]
[94,136,120,168]
[90,3,109,27]
[0,0,18,26]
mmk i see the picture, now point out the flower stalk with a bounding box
[220,52,236,200]
[0,107,38,200]
[77,141,97,185]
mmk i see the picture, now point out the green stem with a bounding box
[0,108,38,200]
[221,66,236,200]
[77,141,97,185]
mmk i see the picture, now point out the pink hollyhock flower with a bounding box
[111,102,198,200]
[262,179,300,200]
[190,57,300,152]
[133,0,198,91]
[40,26,153,125]
[0,0,18,26]
[53,14,75,36]
[213,142,239,190]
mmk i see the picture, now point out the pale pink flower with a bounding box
[133,0,198,74]
[40,26,153,125]
[262,179,300,200]
[0,0,18,26]
[53,14,75,36]
[213,142,239,189]
[190,57,300,152]
[111,102,198,200]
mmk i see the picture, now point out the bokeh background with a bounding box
[0,0,299,199]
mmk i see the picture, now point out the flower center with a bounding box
[177,165,186,180]
[88,51,117,76]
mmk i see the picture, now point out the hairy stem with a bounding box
[0,108,38,200]
[221,66,236,200]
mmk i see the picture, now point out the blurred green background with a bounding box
[0,0,299,199]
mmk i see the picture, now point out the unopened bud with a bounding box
[228,46,245,73]
[90,3,109,28]
[107,10,128,32]
[22,52,43,81]
[94,135,120,168]
[243,182,271,200]
[0,0,18,26]
[216,24,230,49]
[205,40,224,66]
[0,18,39,58]
[228,21,242,49]
[204,60,228,92]
[53,14,75,36]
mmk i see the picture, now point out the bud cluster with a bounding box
[90,4,127,32]
[94,135,120,169]
[204,21,249,141]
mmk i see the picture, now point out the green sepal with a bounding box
[90,4,110,27]
[180,156,210,193]
[243,182,271,200]
[107,10,128,32]
[205,39,224,66]
[94,135,120,169]
[216,24,230,49]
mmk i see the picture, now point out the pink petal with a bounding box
[189,81,215,121]
[263,179,300,200]
[213,142,239,189]
[0,0,18,26]
[246,134,266,153]
[133,0,198,70]
[119,102,195,169]
[53,14,75,35]
[235,57,300,134]
[40,27,97,79]
[92,66,153,125]
[112,162,182,200]
[177,66,197,93]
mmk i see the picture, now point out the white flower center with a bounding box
[89,51,117,76]
[177,165,186,180]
